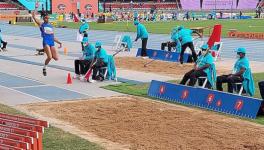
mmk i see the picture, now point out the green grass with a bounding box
[104,72,264,125]
[16,19,264,37]
[0,104,103,150]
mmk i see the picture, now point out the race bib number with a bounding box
[44,27,54,34]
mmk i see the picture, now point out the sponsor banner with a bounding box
[0,15,16,20]
[148,80,262,119]
[136,48,190,63]
[228,31,264,40]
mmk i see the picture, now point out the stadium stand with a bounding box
[105,2,178,11]
[102,0,260,11]
[0,0,25,10]
[0,2,18,10]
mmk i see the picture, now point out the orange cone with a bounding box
[67,73,72,84]
[64,47,68,55]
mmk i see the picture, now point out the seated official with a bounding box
[180,44,216,87]
[92,41,109,81]
[74,37,95,79]
[0,29,7,51]
[161,27,181,52]
[216,47,255,96]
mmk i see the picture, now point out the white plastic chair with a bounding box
[112,35,122,51]
[196,76,208,88]
[234,83,244,95]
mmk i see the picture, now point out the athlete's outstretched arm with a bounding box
[54,38,62,48]
[31,11,41,26]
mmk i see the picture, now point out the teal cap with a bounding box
[95,41,102,47]
[236,47,246,54]
[201,44,209,50]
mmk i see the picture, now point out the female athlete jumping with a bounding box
[32,11,62,76]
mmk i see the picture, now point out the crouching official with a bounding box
[216,47,255,96]
[180,44,216,87]
[92,41,109,81]
[161,27,181,52]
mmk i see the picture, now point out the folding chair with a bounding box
[234,82,244,95]
[210,42,223,61]
[99,67,108,80]
[196,76,208,88]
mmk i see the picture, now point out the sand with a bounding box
[19,96,264,150]
[115,57,231,77]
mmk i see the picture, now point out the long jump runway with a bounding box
[0,71,90,105]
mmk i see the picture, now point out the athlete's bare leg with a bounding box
[43,45,52,76]
[50,46,58,61]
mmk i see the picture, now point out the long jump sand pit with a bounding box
[19,96,264,150]
[115,57,230,77]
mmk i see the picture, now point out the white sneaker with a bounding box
[2,48,7,52]
[73,74,80,79]
[142,56,148,59]
[80,76,86,81]
[88,79,96,83]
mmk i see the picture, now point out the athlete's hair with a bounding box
[43,13,49,18]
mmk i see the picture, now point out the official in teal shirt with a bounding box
[83,39,96,60]
[180,44,216,87]
[79,19,89,34]
[74,37,95,78]
[92,41,109,81]
[79,19,89,51]
[121,35,132,51]
[0,29,7,51]
[161,27,181,52]
[134,20,148,57]
[178,26,202,64]
[216,47,255,96]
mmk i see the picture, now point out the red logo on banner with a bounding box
[216,100,222,107]
[235,100,243,111]
[207,94,215,104]
[159,85,165,94]
[181,90,189,99]
[153,51,157,57]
